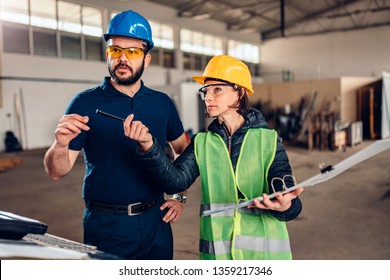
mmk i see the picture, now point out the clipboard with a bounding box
[202,138,390,216]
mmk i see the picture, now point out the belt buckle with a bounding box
[127,202,142,216]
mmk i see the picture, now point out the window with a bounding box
[243,62,261,77]
[82,6,102,37]
[58,1,81,34]
[163,49,175,68]
[227,40,260,76]
[149,48,175,68]
[150,21,174,49]
[2,0,103,37]
[33,29,57,57]
[85,35,104,61]
[149,21,175,67]
[182,52,211,71]
[30,0,56,29]
[194,54,202,70]
[252,63,261,77]
[1,0,104,60]
[61,33,81,59]
[183,52,191,70]
[3,24,30,54]
[81,6,104,61]
[180,29,223,55]
[228,40,259,63]
[204,34,222,56]
[180,29,223,70]
[0,1,260,68]
[149,48,160,66]
[0,0,29,25]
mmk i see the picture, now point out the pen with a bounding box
[96,109,125,122]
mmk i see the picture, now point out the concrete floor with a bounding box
[1,140,389,260]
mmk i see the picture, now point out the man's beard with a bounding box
[108,59,145,85]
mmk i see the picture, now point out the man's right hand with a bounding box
[54,114,90,147]
[123,114,153,152]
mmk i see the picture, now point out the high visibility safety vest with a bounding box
[194,128,292,260]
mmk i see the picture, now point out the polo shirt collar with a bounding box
[100,77,149,98]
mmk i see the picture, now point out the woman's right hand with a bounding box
[249,187,304,212]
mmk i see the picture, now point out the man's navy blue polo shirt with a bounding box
[65,77,184,204]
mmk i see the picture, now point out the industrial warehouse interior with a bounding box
[1,0,390,265]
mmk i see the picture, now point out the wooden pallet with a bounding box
[0,157,22,172]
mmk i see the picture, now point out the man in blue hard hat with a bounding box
[44,10,189,260]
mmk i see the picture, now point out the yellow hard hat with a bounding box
[192,55,254,95]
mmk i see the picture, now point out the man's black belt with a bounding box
[85,199,159,216]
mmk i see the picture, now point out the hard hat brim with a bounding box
[192,75,207,85]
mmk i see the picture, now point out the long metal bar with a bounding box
[95,109,125,122]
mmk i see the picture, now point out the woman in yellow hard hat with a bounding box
[124,55,304,260]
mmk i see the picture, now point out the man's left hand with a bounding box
[160,198,184,223]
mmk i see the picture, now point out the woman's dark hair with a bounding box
[229,86,250,116]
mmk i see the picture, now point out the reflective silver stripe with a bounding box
[234,235,291,253]
[203,203,263,216]
[200,236,290,255]
[200,203,236,217]
[200,239,231,255]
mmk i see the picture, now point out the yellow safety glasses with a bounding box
[106,46,145,60]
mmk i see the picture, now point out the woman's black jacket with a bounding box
[137,108,302,221]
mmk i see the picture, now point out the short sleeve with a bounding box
[166,98,185,142]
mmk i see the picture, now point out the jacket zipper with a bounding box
[221,122,232,154]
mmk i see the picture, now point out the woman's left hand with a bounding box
[160,198,184,223]
[249,187,304,212]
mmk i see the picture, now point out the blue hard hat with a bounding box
[104,10,154,50]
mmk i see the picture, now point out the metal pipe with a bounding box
[95,109,125,122]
